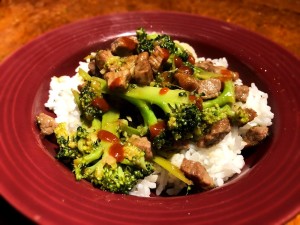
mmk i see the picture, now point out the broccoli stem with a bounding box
[101,109,120,134]
[118,119,148,137]
[121,96,158,127]
[78,68,107,91]
[121,86,190,114]
[202,80,235,108]
[190,65,222,80]
[74,146,103,179]
[74,110,120,180]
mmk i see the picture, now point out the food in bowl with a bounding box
[36,28,274,197]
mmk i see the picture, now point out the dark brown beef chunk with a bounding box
[158,71,174,87]
[180,158,215,190]
[232,107,257,127]
[243,126,269,146]
[119,55,137,73]
[128,135,153,160]
[95,50,113,71]
[111,36,138,56]
[235,85,249,103]
[132,52,153,85]
[197,78,222,99]
[244,108,257,122]
[149,46,167,73]
[88,60,97,75]
[104,69,131,91]
[195,60,215,71]
[36,113,57,136]
[174,73,221,99]
[197,118,231,148]
[174,72,199,92]
[103,55,137,90]
[195,60,239,81]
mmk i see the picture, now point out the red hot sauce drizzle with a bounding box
[149,120,166,139]
[97,130,124,162]
[189,95,203,110]
[109,77,123,90]
[92,97,110,112]
[220,69,233,82]
[159,87,169,95]
[109,142,124,162]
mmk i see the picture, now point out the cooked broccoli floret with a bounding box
[72,110,154,194]
[118,118,148,137]
[119,78,241,150]
[116,85,203,149]
[54,118,102,159]
[96,164,146,194]
[77,118,101,154]
[95,143,154,193]
[201,104,254,128]
[75,68,109,121]
[136,28,188,61]
[54,123,81,160]
[77,81,108,121]
[228,104,254,126]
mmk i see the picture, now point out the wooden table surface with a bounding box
[0,0,299,224]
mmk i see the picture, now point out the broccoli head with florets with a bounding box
[136,28,189,61]
[94,163,150,194]
[77,80,110,121]
[71,110,154,194]
[54,123,81,160]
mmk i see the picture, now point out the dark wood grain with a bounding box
[0,0,299,62]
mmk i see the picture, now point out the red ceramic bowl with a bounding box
[0,12,299,225]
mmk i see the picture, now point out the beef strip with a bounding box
[119,55,138,74]
[111,36,138,56]
[197,78,222,99]
[158,71,174,87]
[243,126,269,146]
[128,134,153,160]
[245,108,257,122]
[231,107,257,127]
[195,60,239,81]
[195,60,215,71]
[235,85,249,103]
[180,158,215,190]
[104,69,131,91]
[174,72,199,92]
[103,55,138,90]
[197,118,231,148]
[88,59,97,75]
[132,52,153,85]
[243,108,257,124]
[149,46,167,73]
[36,113,57,136]
[174,70,221,99]
[95,49,113,71]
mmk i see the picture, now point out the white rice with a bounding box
[44,44,274,197]
[44,74,83,132]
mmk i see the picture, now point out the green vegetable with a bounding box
[152,156,193,186]
[116,85,203,149]
[54,123,81,160]
[136,27,188,61]
[54,110,154,194]
[202,80,235,109]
